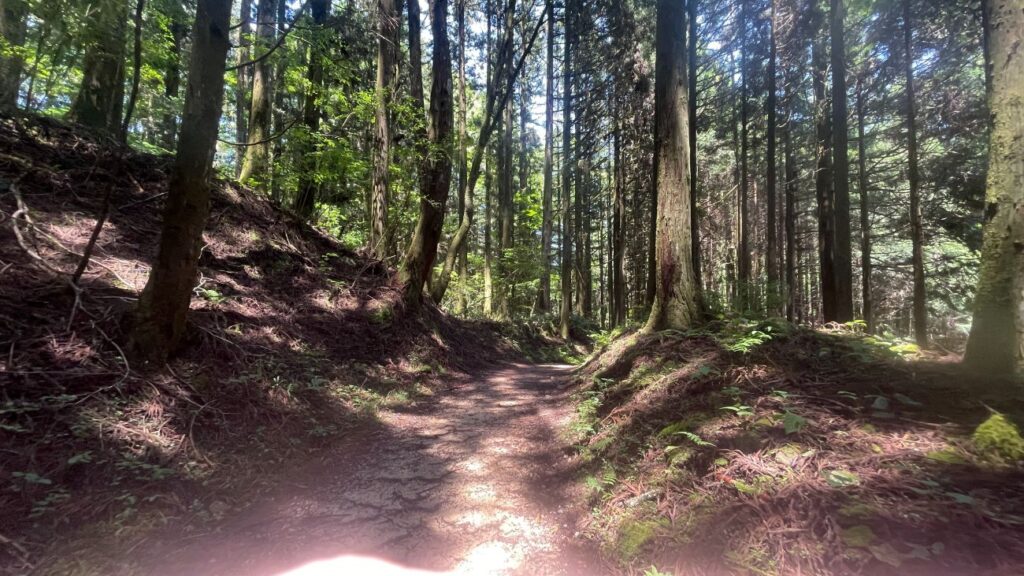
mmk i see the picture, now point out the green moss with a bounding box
[972,413,1024,462]
[925,447,968,464]
[841,525,877,548]
[616,519,659,560]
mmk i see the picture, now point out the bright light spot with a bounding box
[277,555,448,576]
[455,541,521,574]
[465,483,496,502]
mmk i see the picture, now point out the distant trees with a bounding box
[0,0,28,112]
[369,0,401,260]
[70,0,128,133]
[131,0,233,361]
[238,0,276,188]
[965,0,1023,373]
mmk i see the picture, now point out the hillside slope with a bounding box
[0,115,556,573]
[573,323,1024,575]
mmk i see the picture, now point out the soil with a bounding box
[128,363,606,576]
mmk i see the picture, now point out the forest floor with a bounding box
[573,325,1024,575]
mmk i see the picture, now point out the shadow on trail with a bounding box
[138,363,604,576]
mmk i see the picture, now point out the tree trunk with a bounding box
[0,0,28,112]
[831,0,853,321]
[121,0,146,142]
[131,0,233,362]
[400,0,454,308]
[560,0,574,338]
[812,2,836,323]
[235,0,253,165]
[70,0,128,133]
[902,0,927,345]
[368,0,401,259]
[293,0,330,218]
[238,0,276,188]
[688,0,700,293]
[856,76,872,333]
[646,0,698,332]
[455,0,469,314]
[964,0,1022,373]
[538,0,554,312]
[737,0,751,307]
[766,0,778,313]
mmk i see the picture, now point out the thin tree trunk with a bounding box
[235,0,253,164]
[646,0,698,331]
[238,0,276,187]
[766,0,778,313]
[161,17,186,151]
[688,0,700,293]
[855,76,872,333]
[902,0,927,345]
[121,0,146,142]
[455,0,469,314]
[560,0,574,338]
[538,0,554,312]
[369,0,401,259]
[131,0,233,362]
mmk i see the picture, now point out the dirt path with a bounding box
[139,363,606,576]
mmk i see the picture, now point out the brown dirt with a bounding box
[127,363,606,576]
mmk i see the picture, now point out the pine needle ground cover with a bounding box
[572,324,1024,575]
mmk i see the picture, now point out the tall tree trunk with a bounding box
[964,0,1022,372]
[612,108,626,327]
[855,76,872,333]
[235,0,253,165]
[538,0,554,312]
[812,2,836,323]
[455,0,470,314]
[0,0,28,112]
[400,0,454,308]
[496,2,515,320]
[831,0,853,321]
[783,94,797,323]
[238,0,276,188]
[121,0,146,142]
[902,0,927,345]
[269,0,287,202]
[688,0,700,292]
[766,0,778,313]
[560,0,574,338]
[737,0,751,308]
[131,0,233,362]
[70,0,128,133]
[369,0,401,259]
[646,0,698,331]
[293,0,330,218]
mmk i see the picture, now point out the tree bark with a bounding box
[234,0,253,163]
[455,0,469,314]
[121,0,146,142]
[131,0,233,362]
[964,0,1023,372]
[737,0,751,307]
[812,1,836,323]
[855,75,872,333]
[560,0,574,338]
[688,0,700,293]
[646,0,698,332]
[902,0,927,345]
[70,0,128,133]
[160,14,186,151]
[538,0,554,312]
[766,0,778,313]
[831,0,853,321]
[400,0,454,308]
[368,0,401,259]
[238,0,276,188]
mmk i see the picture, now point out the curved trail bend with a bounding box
[144,363,605,576]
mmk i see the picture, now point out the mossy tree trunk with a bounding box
[369,0,401,260]
[238,0,276,189]
[645,0,699,332]
[964,0,1023,373]
[130,0,233,362]
[0,0,28,112]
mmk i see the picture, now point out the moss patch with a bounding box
[972,413,1024,462]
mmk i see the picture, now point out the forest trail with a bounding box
[135,363,605,576]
